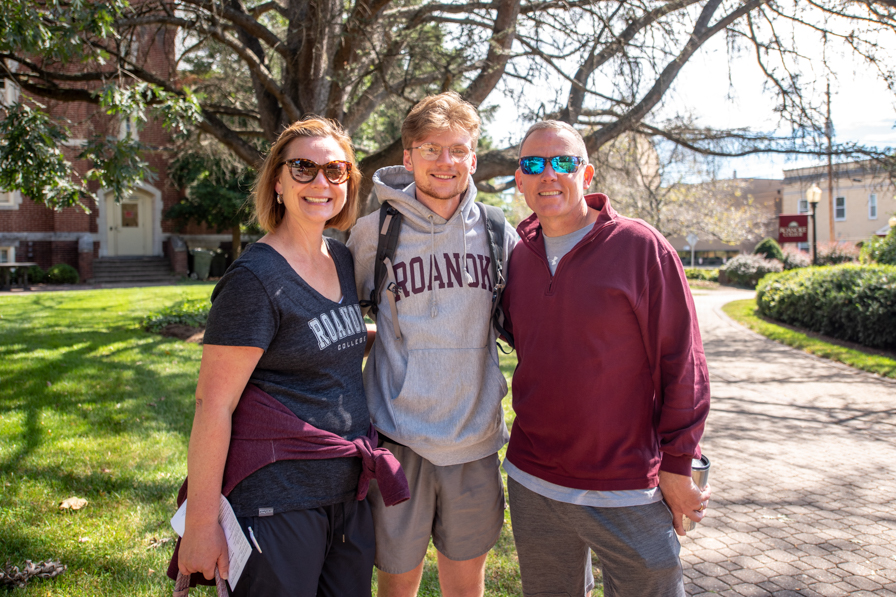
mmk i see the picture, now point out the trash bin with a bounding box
[190,249,214,281]
[209,250,227,278]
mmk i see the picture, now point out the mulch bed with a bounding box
[157,324,205,344]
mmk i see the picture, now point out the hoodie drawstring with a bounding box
[461,211,474,285]
[428,215,438,318]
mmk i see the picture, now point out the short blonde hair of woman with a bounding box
[254,116,362,233]
[401,91,481,151]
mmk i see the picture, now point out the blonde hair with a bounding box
[253,117,361,232]
[519,120,589,163]
[401,91,481,150]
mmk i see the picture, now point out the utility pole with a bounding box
[826,82,835,244]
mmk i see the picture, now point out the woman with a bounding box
[177,117,383,596]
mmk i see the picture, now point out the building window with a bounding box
[835,197,846,221]
[798,199,809,214]
[119,117,139,141]
[869,194,878,219]
[1,63,20,106]
[1,77,8,105]
[0,189,21,210]
[0,246,14,263]
[1,65,22,210]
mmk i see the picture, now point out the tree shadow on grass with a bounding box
[0,325,200,473]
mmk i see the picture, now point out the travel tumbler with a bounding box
[682,455,710,532]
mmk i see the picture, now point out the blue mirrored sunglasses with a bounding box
[519,155,583,175]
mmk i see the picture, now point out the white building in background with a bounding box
[782,160,896,246]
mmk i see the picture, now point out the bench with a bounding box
[0,262,39,291]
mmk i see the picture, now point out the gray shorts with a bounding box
[508,477,684,597]
[366,442,505,574]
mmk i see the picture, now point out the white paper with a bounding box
[169,495,253,591]
[217,494,252,590]
[171,500,187,537]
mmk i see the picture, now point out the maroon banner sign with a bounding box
[778,214,808,243]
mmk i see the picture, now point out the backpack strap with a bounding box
[477,202,515,350]
[362,200,512,346]
[360,201,403,340]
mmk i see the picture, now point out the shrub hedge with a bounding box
[756,264,896,350]
[13,265,46,284]
[684,268,719,282]
[816,241,859,265]
[753,237,784,262]
[861,229,896,265]
[721,254,783,287]
[781,247,811,270]
[46,263,80,284]
[143,297,211,332]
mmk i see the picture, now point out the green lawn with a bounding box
[1,286,214,596]
[2,286,602,596]
[722,299,896,379]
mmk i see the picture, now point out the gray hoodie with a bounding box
[346,166,518,466]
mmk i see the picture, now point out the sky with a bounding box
[485,29,896,182]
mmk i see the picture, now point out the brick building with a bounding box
[0,25,226,283]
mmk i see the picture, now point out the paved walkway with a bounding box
[682,289,896,597]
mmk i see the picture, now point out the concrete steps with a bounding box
[92,257,176,285]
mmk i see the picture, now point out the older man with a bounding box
[501,120,711,597]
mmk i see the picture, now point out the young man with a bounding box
[347,92,517,597]
[501,120,711,597]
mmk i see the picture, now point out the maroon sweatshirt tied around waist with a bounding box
[223,383,409,504]
[167,383,409,584]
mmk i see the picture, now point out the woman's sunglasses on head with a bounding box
[281,159,352,184]
[519,156,584,175]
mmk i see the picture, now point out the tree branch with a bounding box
[197,110,265,167]
[250,1,288,18]
[464,0,522,105]
[586,0,767,151]
[476,178,516,193]
[179,0,290,62]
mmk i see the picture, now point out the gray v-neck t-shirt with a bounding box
[204,241,370,516]
[541,225,594,276]
[543,222,593,275]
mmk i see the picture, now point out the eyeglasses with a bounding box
[519,156,584,175]
[280,159,352,184]
[409,143,473,162]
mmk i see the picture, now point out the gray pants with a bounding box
[508,477,685,597]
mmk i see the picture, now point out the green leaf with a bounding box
[79,135,156,203]
[0,102,88,210]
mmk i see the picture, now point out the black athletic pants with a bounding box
[230,498,374,597]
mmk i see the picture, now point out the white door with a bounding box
[105,191,152,256]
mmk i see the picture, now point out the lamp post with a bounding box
[806,183,822,266]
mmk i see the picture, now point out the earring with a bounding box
[276,192,283,204]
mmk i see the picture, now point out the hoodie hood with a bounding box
[372,165,479,229]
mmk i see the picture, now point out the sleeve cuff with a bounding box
[659,452,694,476]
